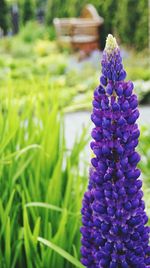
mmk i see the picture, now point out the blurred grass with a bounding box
[0,22,149,113]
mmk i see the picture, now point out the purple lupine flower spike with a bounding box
[80,34,150,268]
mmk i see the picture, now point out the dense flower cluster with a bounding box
[80,35,150,268]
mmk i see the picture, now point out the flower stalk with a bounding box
[80,34,150,268]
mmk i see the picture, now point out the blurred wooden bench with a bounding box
[53,4,104,52]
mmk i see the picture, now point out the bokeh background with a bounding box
[0,0,150,267]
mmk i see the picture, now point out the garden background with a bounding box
[0,0,150,267]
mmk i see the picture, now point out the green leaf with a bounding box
[38,237,84,268]
[25,202,79,216]
[12,154,34,183]
[5,217,11,268]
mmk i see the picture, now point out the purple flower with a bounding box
[80,34,150,268]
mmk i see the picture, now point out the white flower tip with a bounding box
[105,34,118,54]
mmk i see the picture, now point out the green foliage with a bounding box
[22,0,35,24]
[0,0,8,34]
[95,0,148,50]
[114,0,148,50]
[0,87,88,267]
[126,67,150,82]
[139,126,150,220]
[18,21,48,43]
[0,25,149,112]
[139,126,150,187]
[92,0,118,48]
[134,0,149,50]
[115,0,138,45]
[45,0,86,24]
